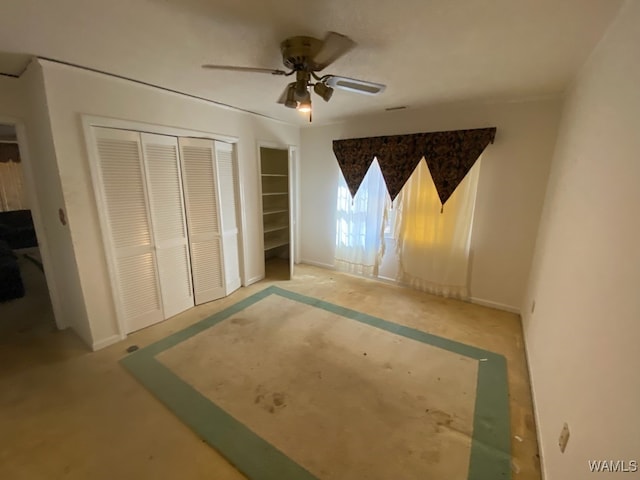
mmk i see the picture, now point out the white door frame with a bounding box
[81,115,244,339]
[256,141,299,279]
[230,143,246,288]
[81,116,239,145]
[0,116,64,330]
[288,145,301,266]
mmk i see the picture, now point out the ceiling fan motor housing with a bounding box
[280,36,323,71]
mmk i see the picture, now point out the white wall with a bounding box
[300,98,561,310]
[38,60,299,348]
[522,1,640,478]
[2,67,91,343]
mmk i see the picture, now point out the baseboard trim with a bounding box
[300,264,521,316]
[300,259,336,270]
[376,275,397,283]
[244,274,264,287]
[92,334,123,351]
[521,316,547,479]
[469,297,521,314]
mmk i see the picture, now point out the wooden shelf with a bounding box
[264,225,288,234]
[261,148,290,255]
[263,208,288,215]
[264,238,289,251]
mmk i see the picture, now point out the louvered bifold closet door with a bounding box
[179,137,226,304]
[214,141,241,295]
[93,127,163,333]
[141,133,194,318]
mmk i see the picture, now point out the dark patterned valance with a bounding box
[333,127,496,205]
[0,143,20,163]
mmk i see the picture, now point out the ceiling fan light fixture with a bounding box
[294,71,311,101]
[314,82,334,102]
[294,82,308,100]
[284,84,297,108]
[297,96,312,113]
[296,86,312,112]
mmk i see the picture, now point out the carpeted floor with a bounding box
[122,286,510,480]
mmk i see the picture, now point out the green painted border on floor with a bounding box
[121,285,511,480]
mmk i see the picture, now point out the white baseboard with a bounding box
[521,322,547,480]
[469,297,521,314]
[300,264,521,315]
[92,334,123,351]
[376,275,397,283]
[244,274,264,287]
[300,259,336,270]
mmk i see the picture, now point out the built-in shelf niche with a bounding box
[260,147,290,258]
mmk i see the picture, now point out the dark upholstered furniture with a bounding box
[0,240,24,302]
[0,209,37,250]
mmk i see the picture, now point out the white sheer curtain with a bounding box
[0,160,28,212]
[335,159,389,276]
[393,159,480,299]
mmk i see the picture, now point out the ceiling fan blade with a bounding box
[312,32,356,70]
[202,64,288,75]
[325,75,386,96]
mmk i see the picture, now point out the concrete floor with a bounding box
[0,262,541,480]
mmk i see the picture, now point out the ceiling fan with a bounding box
[202,32,386,121]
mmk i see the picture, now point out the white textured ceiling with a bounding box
[0,0,623,125]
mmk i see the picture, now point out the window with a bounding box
[334,159,389,276]
[335,156,481,299]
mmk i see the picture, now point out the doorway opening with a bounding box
[0,123,56,338]
[259,146,296,281]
